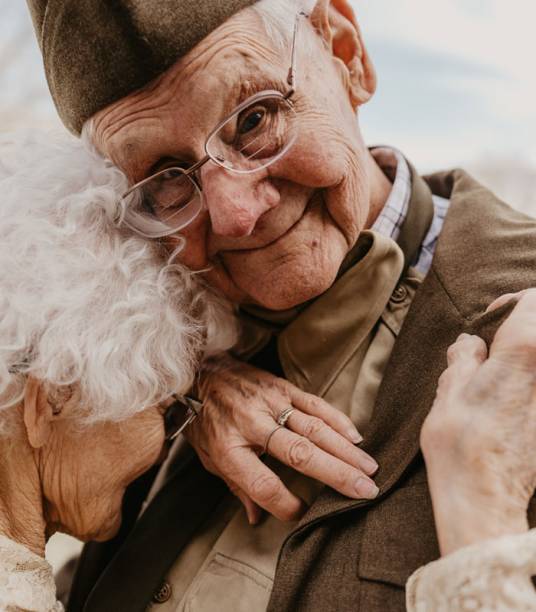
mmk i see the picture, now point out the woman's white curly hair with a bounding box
[0,129,236,432]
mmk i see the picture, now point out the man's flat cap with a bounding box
[27,0,259,134]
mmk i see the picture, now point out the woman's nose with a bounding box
[201,165,280,238]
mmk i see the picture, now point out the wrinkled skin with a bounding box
[91,0,389,520]
[0,380,164,556]
[421,290,536,556]
[189,356,378,523]
[92,0,391,311]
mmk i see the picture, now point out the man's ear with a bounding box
[310,0,377,107]
[23,377,53,449]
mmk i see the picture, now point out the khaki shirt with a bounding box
[148,233,423,612]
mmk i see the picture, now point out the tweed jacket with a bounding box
[68,169,536,612]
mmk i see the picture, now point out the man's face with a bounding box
[93,6,379,310]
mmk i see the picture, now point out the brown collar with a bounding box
[285,168,536,532]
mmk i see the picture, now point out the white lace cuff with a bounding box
[406,530,536,611]
[0,535,63,612]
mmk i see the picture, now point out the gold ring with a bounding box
[276,407,295,427]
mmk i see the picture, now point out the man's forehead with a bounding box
[100,49,287,176]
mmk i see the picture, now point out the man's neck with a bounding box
[365,151,395,228]
[0,420,47,556]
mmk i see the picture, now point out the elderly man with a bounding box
[26,0,536,610]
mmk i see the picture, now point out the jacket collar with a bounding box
[285,168,527,532]
[278,231,404,396]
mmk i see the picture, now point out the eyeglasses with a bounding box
[163,394,203,442]
[119,12,309,239]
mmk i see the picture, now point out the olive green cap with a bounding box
[27,0,260,134]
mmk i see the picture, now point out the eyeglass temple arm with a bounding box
[286,11,309,96]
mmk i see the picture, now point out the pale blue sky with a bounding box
[355,0,536,170]
[1,0,536,177]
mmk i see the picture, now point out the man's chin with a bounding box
[231,262,340,311]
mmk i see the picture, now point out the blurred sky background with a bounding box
[1,0,536,213]
[2,0,536,570]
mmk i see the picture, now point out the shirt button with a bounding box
[152,581,172,604]
[391,285,408,303]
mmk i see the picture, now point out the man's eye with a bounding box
[237,107,266,134]
[161,168,184,180]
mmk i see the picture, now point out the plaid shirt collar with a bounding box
[371,147,411,242]
[370,147,450,276]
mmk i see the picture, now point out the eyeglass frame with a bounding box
[164,394,204,442]
[120,11,309,233]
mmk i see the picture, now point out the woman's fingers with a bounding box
[446,334,488,369]
[486,291,529,314]
[224,446,308,522]
[224,477,263,525]
[487,290,536,374]
[267,426,379,500]
[288,387,362,444]
[286,410,378,476]
[431,334,488,415]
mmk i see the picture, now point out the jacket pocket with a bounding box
[183,553,273,612]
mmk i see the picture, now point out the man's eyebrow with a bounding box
[125,71,288,181]
[120,140,146,177]
[236,74,289,104]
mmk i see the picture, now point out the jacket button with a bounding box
[391,285,408,303]
[152,581,172,604]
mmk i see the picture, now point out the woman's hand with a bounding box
[421,290,536,555]
[184,355,379,524]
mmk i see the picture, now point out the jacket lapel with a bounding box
[290,261,462,528]
[285,168,536,532]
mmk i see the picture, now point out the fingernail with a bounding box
[348,428,363,444]
[362,457,379,476]
[245,506,257,525]
[355,477,379,499]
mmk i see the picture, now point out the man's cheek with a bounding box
[170,214,210,270]
[325,185,365,245]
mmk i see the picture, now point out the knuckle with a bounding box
[287,439,315,469]
[303,417,326,439]
[249,473,282,505]
[297,391,321,413]
[333,468,353,491]
[446,342,461,363]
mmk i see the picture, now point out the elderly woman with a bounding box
[0,130,234,611]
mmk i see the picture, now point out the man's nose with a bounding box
[201,164,280,238]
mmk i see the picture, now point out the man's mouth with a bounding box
[218,190,321,256]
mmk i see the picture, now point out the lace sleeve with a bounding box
[0,535,63,612]
[406,530,536,611]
